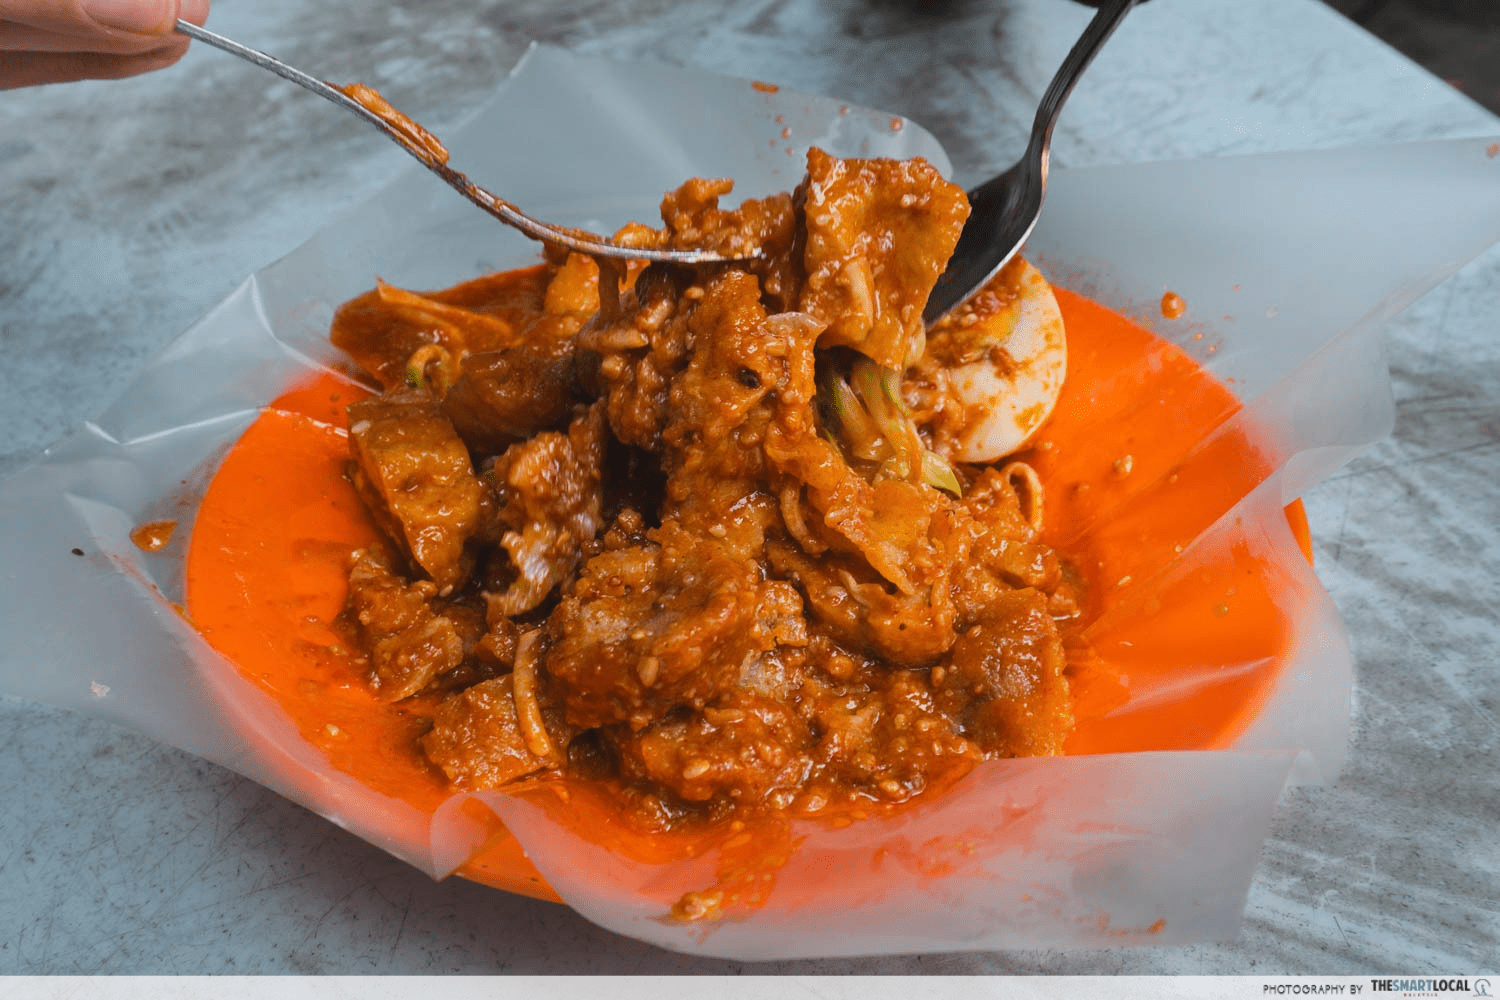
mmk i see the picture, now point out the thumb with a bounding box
[78,0,179,36]
[3,0,187,39]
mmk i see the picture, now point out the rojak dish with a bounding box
[322,148,1080,832]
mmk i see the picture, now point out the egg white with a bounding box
[945,259,1067,463]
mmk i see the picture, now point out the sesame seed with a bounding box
[637,656,660,687]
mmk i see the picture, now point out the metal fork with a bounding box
[174,20,742,264]
[923,0,1140,325]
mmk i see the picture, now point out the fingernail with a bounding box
[82,0,173,34]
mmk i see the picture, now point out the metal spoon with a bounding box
[174,20,744,264]
[923,0,1140,325]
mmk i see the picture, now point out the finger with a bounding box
[0,18,182,53]
[0,36,187,87]
[1,0,188,45]
[0,0,205,57]
[178,0,205,27]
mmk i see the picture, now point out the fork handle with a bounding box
[173,20,743,263]
[174,21,429,161]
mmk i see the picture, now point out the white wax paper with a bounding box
[2,45,1498,959]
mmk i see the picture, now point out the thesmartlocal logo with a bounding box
[1369,980,1487,997]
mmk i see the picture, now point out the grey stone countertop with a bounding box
[2,0,1497,975]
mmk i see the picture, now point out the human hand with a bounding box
[2,0,208,89]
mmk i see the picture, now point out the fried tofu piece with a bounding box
[347,390,486,594]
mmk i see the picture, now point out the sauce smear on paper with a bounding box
[130,519,177,552]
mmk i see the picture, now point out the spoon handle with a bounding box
[1027,0,1140,168]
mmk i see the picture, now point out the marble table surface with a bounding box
[2,0,1497,975]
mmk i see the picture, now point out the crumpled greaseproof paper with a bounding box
[2,44,1498,959]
